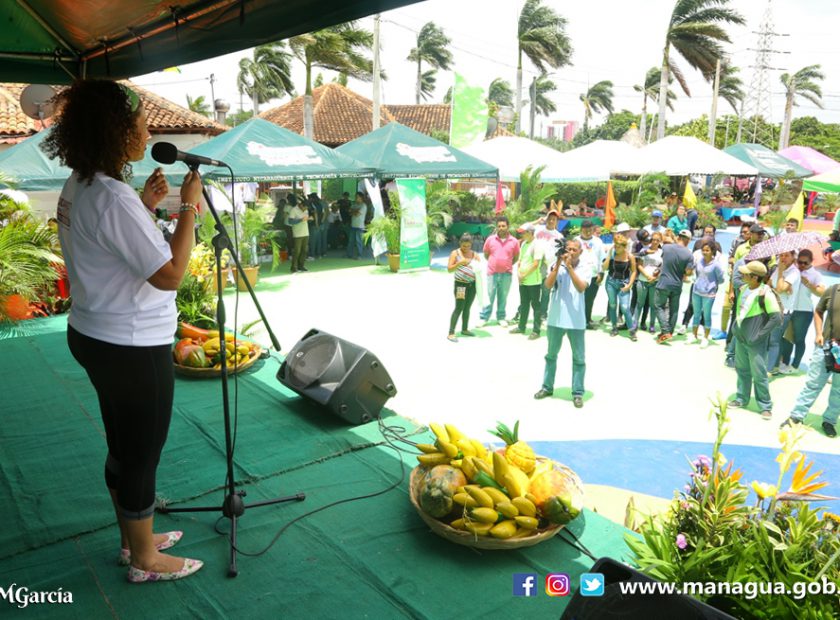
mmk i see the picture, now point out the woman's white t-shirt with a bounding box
[57,173,176,346]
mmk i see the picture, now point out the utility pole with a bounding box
[708,59,720,146]
[372,14,381,130]
[209,73,217,121]
[528,76,536,140]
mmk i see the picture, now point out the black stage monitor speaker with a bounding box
[276,329,397,425]
[560,557,736,620]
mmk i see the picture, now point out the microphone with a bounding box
[151,142,227,168]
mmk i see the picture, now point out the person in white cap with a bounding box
[729,261,782,420]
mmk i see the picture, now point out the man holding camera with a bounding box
[533,239,590,408]
[781,282,840,437]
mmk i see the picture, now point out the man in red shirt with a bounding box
[479,215,520,327]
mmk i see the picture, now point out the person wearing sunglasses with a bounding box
[779,249,826,371]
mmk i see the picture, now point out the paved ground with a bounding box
[229,251,839,458]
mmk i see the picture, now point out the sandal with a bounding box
[118,531,183,566]
[447,334,458,343]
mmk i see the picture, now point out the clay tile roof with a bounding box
[386,104,450,136]
[488,124,514,139]
[0,81,226,144]
[260,83,394,147]
[261,83,463,146]
[0,83,41,144]
[125,82,227,136]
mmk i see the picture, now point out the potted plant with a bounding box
[234,205,271,290]
[364,211,401,272]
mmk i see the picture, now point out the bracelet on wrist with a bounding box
[179,203,199,217]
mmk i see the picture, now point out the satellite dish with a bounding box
[20,84,57,121]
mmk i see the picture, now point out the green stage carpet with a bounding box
[0,317,631,618]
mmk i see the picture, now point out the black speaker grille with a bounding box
[286,334,338,389]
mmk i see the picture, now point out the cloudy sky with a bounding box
[133,0,840,135]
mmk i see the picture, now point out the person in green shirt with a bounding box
[729,261,783,420]
[510,223,543,340]
[667,205,689,235]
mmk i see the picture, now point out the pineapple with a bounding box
[490,421,536,474]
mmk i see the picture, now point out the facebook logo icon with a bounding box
[513,573,538,597]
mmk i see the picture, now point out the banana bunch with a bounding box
[414,422,553,539]
[202,337,254,369]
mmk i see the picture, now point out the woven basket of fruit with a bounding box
[409,422,584,549]
[172,321,262,378]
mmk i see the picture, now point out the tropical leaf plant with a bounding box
[0,218,63,321]
[237,42,295,117]
[580,80,614,130]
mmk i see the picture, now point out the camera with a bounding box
[554,237,567,258]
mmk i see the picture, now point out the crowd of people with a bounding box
[445,206,840,437]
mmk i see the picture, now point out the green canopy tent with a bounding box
[335,123,498,179]
[803,168,840,193]
[0,0,422,83]
[188,118,373,182]
[723,143,813,178]
[0,129,185,190]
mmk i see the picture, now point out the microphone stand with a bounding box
[159,164,305,577]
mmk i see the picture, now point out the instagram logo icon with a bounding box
[545,573,571,597]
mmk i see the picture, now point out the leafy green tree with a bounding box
[635,67,675,141]
[580,80,614,130]
[572,110,640,147]
[533,75,557,116]
[709,63,744,112]
[668,113,776,149]
[236,43,295,117]
[290,22,374,138]
[779,65,824,150]
[225,109,254,127]
[185,94,211,117]
[443,86,452,104]
[515,0,572,132]
[655,0,744,139]
[488,78,514,109]
[789,116,840,161]
[407,22,453,104]
[313,73,324,88]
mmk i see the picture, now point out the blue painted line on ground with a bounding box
[531,439,840,515]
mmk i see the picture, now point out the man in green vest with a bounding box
[728,261,782,420]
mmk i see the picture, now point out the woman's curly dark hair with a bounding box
[41,80,142,185]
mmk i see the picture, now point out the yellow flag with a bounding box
[786,192,805,231]
[162,66,181,73]
[682,178,697,210]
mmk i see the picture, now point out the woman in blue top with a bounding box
[690,240,725,347]
[667,205,689,235]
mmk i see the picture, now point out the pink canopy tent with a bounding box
[777,146,840,174]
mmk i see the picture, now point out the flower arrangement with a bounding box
[625,397,840,619]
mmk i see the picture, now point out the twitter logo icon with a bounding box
[579,573,605,597]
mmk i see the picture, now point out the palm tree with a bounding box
[655,0,745,139]
[516,0,573,133]
[533,75,557,117]
[407,22,453,105]
[236,43,295,118]
[779,64,824,150]
[579,80,614,130]
[186,94,211,117]
[634,67,675,139]
[712,63,744,112]
[488,78,514,109]
[418,69,437,102]
[290,22,374,139]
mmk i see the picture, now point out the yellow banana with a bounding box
[452,493,478,509]
[469,439,488,460]
[465,487,494,509]
[511,497,537,517]
[509,467,531,497]
[415,443,439,454]
[429,423,450,444]
[496,502,519,519]
[493,452,511,487]
[515,516,539,530]
[202,337,221,354]
[236,344,250,356]
[524,492,538,504]
[504,472,526,498]
[436,440,459,459]
[459,456,477,481]
[490,520,518,539]
[511,527,535,539]
[416,453,449,467]
[207,330,220,339]
[473,457,494,477]
[469,507,500,524]
[464,521,493,535]
[455,438,476,457]
[449,518,467,530]
[482,487,510,506]
[444,423,466,443]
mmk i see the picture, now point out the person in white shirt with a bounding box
[346,191,368,259]
[780,249,826,370]
[532,210,564,321]
[767,250,801,374]
[575,220,605,329]
[45,80,204,583]
[287,194,309,273]
[642,210,667,236]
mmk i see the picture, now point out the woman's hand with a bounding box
[815,334,824,347]
[180,170,203,206]
[142,168,169,210]
[621,284,631,293]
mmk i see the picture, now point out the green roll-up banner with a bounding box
[396,178,429,271]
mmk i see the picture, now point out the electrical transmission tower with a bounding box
[736,0,789,147]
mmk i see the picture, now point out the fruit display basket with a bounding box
[173,344,262,378]
[409,460,584,550]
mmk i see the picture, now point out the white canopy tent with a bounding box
[461,136,609,183]
[560,139,646,176]
[634,136,759,176]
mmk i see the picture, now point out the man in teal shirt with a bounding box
[729,261,782,420]
[667,205,689,235]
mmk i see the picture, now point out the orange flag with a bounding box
[603,181,617,230]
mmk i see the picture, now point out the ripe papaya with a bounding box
[177,322,210,341]
[181,345,208,368]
